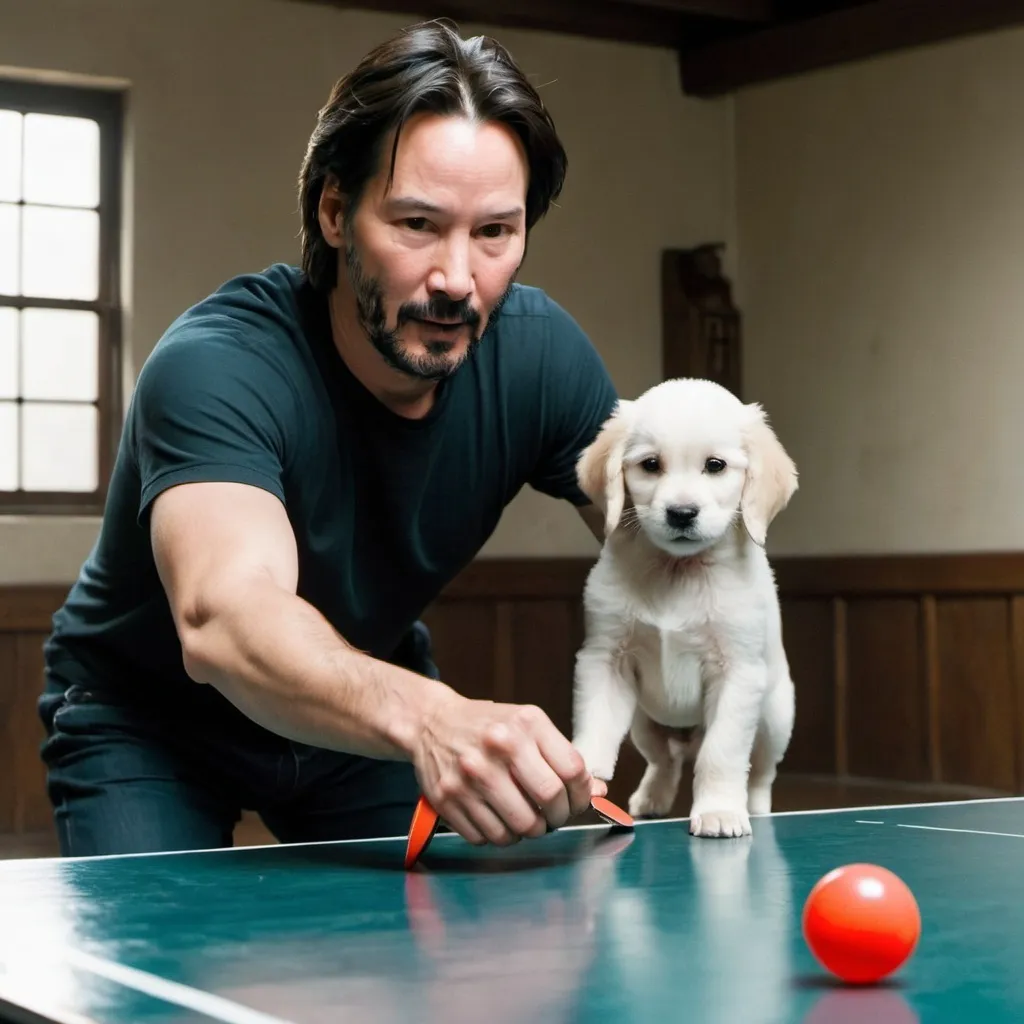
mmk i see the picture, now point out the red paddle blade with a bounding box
[590,795,635,828]
[405,795,441,869]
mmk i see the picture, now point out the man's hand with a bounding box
[413,688,607,846]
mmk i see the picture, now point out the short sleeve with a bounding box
[528,299,620,506]
[129,330,297,523]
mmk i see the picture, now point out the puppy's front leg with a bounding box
[690,662,767,838]
[571,642,636,782]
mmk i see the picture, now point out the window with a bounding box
[0,79,124,514]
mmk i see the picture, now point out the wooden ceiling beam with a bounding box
[290,0,757,47]
[611,0,774,21]
[679,0,1024,96]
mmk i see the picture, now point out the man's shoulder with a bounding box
[493,282,575,330]
[488,283,596,359]
[140,263,315,391]
[494,282,553,320]
[131,264,316,430]
[162,263,308,346]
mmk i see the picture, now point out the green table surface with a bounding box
[2,797,1023,1023]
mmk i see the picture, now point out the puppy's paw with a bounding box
[628,774,677,819]
[689,808,752,838]
[572,735,620,784]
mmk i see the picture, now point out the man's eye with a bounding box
[404,218,428,231]
[480,224,507,238]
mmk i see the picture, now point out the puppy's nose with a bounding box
[665,504,699,530]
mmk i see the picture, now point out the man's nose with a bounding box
[430,238,472,300]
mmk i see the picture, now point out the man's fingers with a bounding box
[522,712,593,818]
[436,802,487,846]
[488,704,594,821]
[508,742,572,829]
[460,747,547,840]
[462,795,523,847]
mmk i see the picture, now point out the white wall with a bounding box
[735,26,1024,556]
[0,0,733,582]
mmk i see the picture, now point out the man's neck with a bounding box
[327,286,438,420]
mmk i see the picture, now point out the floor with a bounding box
[0,772,1003,860]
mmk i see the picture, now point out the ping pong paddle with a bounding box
[404,792,634,869]
[590,795,635,828]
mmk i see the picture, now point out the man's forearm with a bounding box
[178,576,454,759]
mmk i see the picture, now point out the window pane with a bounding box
[0,401,16,490]
[0,203,18,295]
[21,205,98,300]
[0,110,22,202]
[0,307,16,400]
[21,401,97,491]
[23,113,100,209]
[22,308,98,401]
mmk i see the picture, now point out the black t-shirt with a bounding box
[43,264,618,714]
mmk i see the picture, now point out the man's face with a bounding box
[338,112,529,381]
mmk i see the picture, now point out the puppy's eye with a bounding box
[705,457,726,474]
[640,457,661,474]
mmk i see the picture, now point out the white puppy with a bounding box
[571,377,798,838]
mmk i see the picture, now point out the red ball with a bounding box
[802,863,921,984]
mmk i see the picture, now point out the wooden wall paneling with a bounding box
[834,597,848,777]
[0,635,19,831]
[509,598,582,739]
[773,552,1024,597]
[935,598,1017,792]
[14,634,50,832]
[774,554,1024,794]
[493,602,516,704]
[844,598,929,783]
[7,552,1024,843]
[777,597,836,774]
[418,600,498,704]
[0,630,50,833]
[1011,597,1024,792]
[921,595,942,783]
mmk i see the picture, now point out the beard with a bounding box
[342,233,517,382]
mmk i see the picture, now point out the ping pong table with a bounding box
[1,795,1022,1023]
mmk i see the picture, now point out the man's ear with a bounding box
[317,174,345,249]
[576,401,633,536]
[740,403,798,546]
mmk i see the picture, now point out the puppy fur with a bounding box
[571,378,798,838]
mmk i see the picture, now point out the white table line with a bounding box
[64,949,295,1024]
[897,824,1024,839]
[856,819,884,824]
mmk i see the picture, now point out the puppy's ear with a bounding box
[576,401,633,536]
[740,404,798,546]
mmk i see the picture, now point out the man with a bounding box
[38,19,619,857]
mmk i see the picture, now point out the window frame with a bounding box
[0,77,125,516]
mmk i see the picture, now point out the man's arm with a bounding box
[151,479,438,759]
[150,479,600,846]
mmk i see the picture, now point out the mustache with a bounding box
[396,295,482,331]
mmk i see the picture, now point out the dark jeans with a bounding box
[37,622,436,858]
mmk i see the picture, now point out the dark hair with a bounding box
[297,18,567,291]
